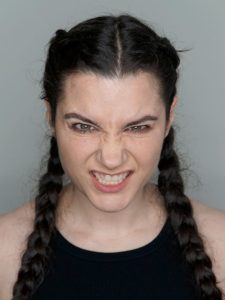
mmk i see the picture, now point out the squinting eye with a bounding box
[69,123,151,135]
[125,125,151,133]
[70,123,97,134]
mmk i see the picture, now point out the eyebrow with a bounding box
[64,112,158,127]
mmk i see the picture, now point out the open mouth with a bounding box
[91,170,132,185]
[89,170,133,193]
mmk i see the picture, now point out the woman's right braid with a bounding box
[158,127,223,299]
[12,136,64,300]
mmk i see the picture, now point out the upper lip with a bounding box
[91,170,133,176]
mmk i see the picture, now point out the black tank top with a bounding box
[32,218,201,299]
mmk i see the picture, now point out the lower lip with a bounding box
[90,172,133,193]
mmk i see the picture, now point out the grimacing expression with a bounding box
[45,71,176,213]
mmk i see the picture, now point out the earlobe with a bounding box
[44,100,51,124]
[164,96,178,138]
[44,99,55,135]
[169,96,178,124]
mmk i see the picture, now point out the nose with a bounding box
[96,134,128,170]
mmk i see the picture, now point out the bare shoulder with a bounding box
[0,200,35,299]
[190,198,225,244]
[190,198,225,294]
[0,200,35,252]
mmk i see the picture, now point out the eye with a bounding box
[70,123,97,134]
[125,125,151,133]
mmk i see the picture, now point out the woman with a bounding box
[0,14,224,300]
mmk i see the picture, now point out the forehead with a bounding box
[58,71,164,119]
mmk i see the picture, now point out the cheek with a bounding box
[131,132,165,170]
[56,133,96,175]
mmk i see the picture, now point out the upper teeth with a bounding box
[93,171,129,184]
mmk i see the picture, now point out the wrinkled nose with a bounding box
[96,135,128,170]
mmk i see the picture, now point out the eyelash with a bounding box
[70,123,151,134]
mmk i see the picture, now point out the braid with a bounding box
[12,136,64,299]
[158,127,223,299]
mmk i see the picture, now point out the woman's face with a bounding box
[47,71,176,213]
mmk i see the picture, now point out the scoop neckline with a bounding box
[53,217,171,262]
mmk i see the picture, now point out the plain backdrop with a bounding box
[0,0,224,214]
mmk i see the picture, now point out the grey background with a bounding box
[0,0,224,214]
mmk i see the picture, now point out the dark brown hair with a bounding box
[12,14,223,299]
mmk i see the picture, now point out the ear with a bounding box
[44,99,55,135]
[164,96,178,138]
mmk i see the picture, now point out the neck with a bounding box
[56,182,167,239]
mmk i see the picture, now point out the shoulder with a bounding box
[190,198,225,248]
[190,198,225,295]
[0,200,35,299]
[0,199,35,251]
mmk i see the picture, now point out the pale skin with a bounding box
[0,72,225,299]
